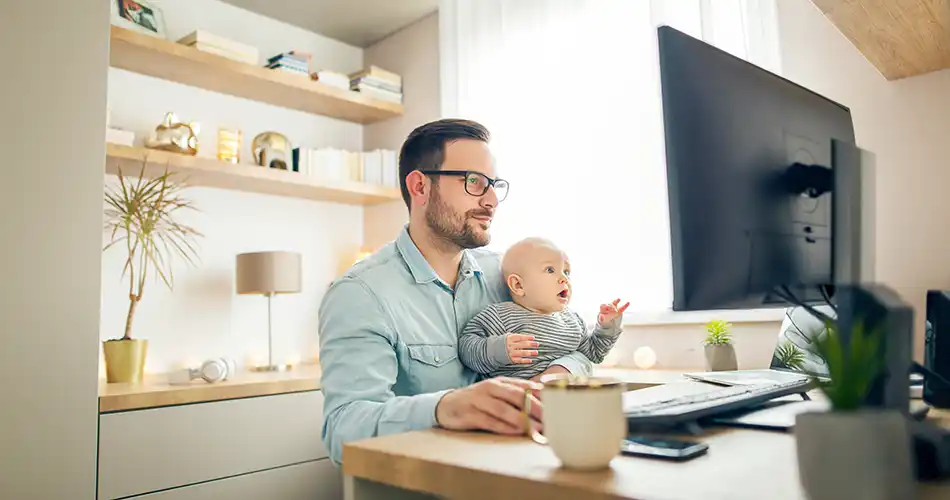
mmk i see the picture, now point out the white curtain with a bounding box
[439,0,781,318]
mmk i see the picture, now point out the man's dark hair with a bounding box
[398,118,491,210]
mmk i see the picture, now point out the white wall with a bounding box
[1,0,108,497]
[610,321,781,370]
[776,1,950,362]
[361,13,442,250]
[612,2,950,370]
[103,0,367,372]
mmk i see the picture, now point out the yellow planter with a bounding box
[102,339,149,383]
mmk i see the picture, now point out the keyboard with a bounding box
[624,378,812,427]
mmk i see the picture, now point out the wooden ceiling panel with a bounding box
[812,0,950,80]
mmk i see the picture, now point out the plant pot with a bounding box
[795,409,914,500]
[102,338,149,383]
[703,343,737,371]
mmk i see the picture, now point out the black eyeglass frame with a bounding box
[417,169,510,202]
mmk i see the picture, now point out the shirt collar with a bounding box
[396,225,483,285]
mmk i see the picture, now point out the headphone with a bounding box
[168,357,237,385]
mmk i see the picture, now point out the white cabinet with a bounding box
[134,460,341,500]
[98,390,340,499]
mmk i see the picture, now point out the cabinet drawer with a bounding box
[98,390,325,499]
[135,459,342,500]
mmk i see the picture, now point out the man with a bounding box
[318,119,593,465]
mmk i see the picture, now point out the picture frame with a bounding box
[110,0,167,39]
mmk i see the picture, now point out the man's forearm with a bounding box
[323,390,451,465]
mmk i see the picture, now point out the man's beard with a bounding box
[424,187,491,250]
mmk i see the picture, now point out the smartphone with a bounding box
[620,436,708,461]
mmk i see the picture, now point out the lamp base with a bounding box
[249,363,294,373]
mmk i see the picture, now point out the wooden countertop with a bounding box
[343,373,950,500]
[95,364,676,413]
[98,363,322,413]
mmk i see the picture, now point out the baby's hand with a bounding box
[598,298,630,326]
[506,333,539,364]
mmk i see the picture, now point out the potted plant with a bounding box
[102,161,202,383]
[795,320,915,500]
[774,340,806,371]
[703,319,737,371]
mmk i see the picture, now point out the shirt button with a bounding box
[434,356,441,362]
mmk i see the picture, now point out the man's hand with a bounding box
[505,333,539,364]
[598,298,630,326]
[435,377,543,435]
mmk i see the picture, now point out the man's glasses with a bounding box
[418,170,509,202]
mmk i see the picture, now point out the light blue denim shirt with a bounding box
[318,226,593,464]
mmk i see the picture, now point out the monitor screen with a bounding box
[769,305,835,378]
[657,25,856,312]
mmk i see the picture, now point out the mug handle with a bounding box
[523,389,548,445]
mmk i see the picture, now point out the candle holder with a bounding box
[217,127,242,164]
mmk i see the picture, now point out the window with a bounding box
[440,0,782,321]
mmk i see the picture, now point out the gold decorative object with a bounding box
[252,131,291,170]
[145,112,200,156]
[102,339,149,383]
[101,160,203,383]
[217,127,242,164]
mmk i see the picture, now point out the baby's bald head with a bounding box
[502,237,562,278]
[502,237,572,313]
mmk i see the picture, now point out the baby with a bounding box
[458,237,629,380]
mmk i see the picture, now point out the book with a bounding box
[177,30,259,64]
[350,75,402,94]
[267,52,310,65]
[348,65,402,86]
[316,70,350,90]
[351,83,403,103]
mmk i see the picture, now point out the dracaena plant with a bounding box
[103,161,202,340]
[812,319,884,411]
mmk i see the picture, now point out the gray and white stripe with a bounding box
[458,301,622,379]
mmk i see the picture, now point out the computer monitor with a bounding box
[924,291,950,408]
[656,25,858,312]
[656,25,912,416]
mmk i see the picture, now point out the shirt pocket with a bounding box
[407,344,458,367]
[405,344,462,393]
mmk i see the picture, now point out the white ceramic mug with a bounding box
[523,374,628,470]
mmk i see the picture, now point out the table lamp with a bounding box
[236,251,302,372]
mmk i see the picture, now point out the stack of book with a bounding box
[314,69,350,91]
[349,66,403,104]
[293,147,399,187]
[177,30,259,65]
[265,51,310,77]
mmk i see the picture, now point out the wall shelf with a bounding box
[108,26,404,124]
[105,143,402,206]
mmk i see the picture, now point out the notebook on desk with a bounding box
[683,306,833,387]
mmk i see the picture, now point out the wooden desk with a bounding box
[341,371,950,500]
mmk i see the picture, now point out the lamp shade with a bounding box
[235,251,302,295]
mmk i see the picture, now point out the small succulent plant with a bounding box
[704,319,733,345]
